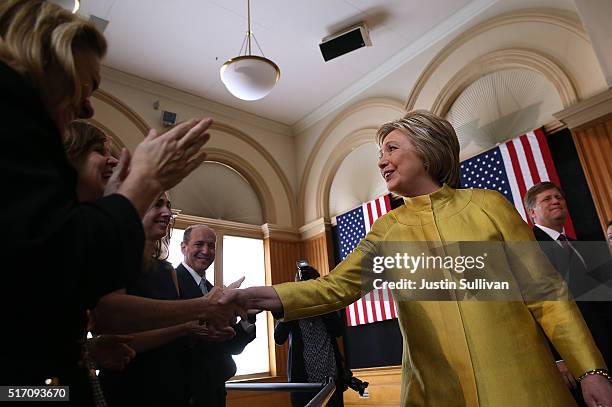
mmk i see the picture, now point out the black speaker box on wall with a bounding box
[319,24,371,62]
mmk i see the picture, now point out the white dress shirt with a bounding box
[181,261,208,294]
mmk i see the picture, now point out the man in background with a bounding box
[177,224,256,407]
[525,182,611,405]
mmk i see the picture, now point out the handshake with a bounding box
[197,279,282,333]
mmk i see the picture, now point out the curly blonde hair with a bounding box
[0,0,106,121]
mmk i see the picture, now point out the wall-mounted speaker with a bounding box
[319,23,371,62]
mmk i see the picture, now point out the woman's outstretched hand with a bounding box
[219,286,284,317]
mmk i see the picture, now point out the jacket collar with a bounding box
[402,183,455,212]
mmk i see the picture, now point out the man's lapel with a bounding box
[176,264,204,299]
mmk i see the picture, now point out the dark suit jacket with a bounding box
[533,226,611,366]
[102,261,255,407]
[176,264,256,407]
[0,61,144,404]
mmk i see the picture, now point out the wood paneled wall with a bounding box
[262,233,335,377]
[302,231,335,276]
[227,391,289,407]
[238,232,400,407]
[264,238,301,378]
[343,366,402,406]
[571,112,612,232]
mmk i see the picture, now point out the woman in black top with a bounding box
[0,1,214,401]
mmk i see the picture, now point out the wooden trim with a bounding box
[554,88,612,129]
[299,217,332,240]
[262,223,300,242]
[301,232,334,276]
[173,214,263,239]
[570,116,612,234]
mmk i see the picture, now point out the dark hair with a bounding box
[152,192,174,261]
[298,266,320,281]
[63,120,107,165]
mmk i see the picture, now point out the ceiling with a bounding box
[74,0,585,223]
[78,0,487,126]
[78,0,579,128]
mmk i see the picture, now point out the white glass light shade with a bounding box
[220,56,280,101]
[50,0,80,13]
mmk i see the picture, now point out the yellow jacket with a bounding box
[274,185,605,407]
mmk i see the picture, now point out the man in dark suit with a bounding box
[177,224,256,407]
[525,182,611,404]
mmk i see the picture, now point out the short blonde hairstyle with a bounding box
[376,110,461,188]
[0,0,106,120]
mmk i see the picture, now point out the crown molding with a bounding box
[100,65,292,138]
[291,0,500,134]
[406,8,586,112]
[299,218,332,240]
[553,88,612,129]
[261,224,300,242]
[174,214,263,239]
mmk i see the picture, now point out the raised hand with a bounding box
[130,118,212,191]
[104,147,131,196]
[117,117,213,217]
[87,334,136,371]
[225,276,245,290]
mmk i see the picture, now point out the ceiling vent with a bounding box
[319,23,371,62]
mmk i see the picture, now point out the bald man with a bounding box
[176,225,256,407]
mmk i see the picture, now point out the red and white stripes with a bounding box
[346,194,398,326]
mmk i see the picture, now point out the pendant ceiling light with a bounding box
[220,0,280,101]
[51,0,80,13]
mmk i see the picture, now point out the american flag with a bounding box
[334,128,573,327]
[460,128,576,237]
[336,195,398,326]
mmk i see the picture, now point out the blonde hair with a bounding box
[0,0,106,120]
[376,110,461,188]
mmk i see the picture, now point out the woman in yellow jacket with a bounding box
[224,110,611,407]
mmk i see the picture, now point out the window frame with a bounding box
[172,213,277,379]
